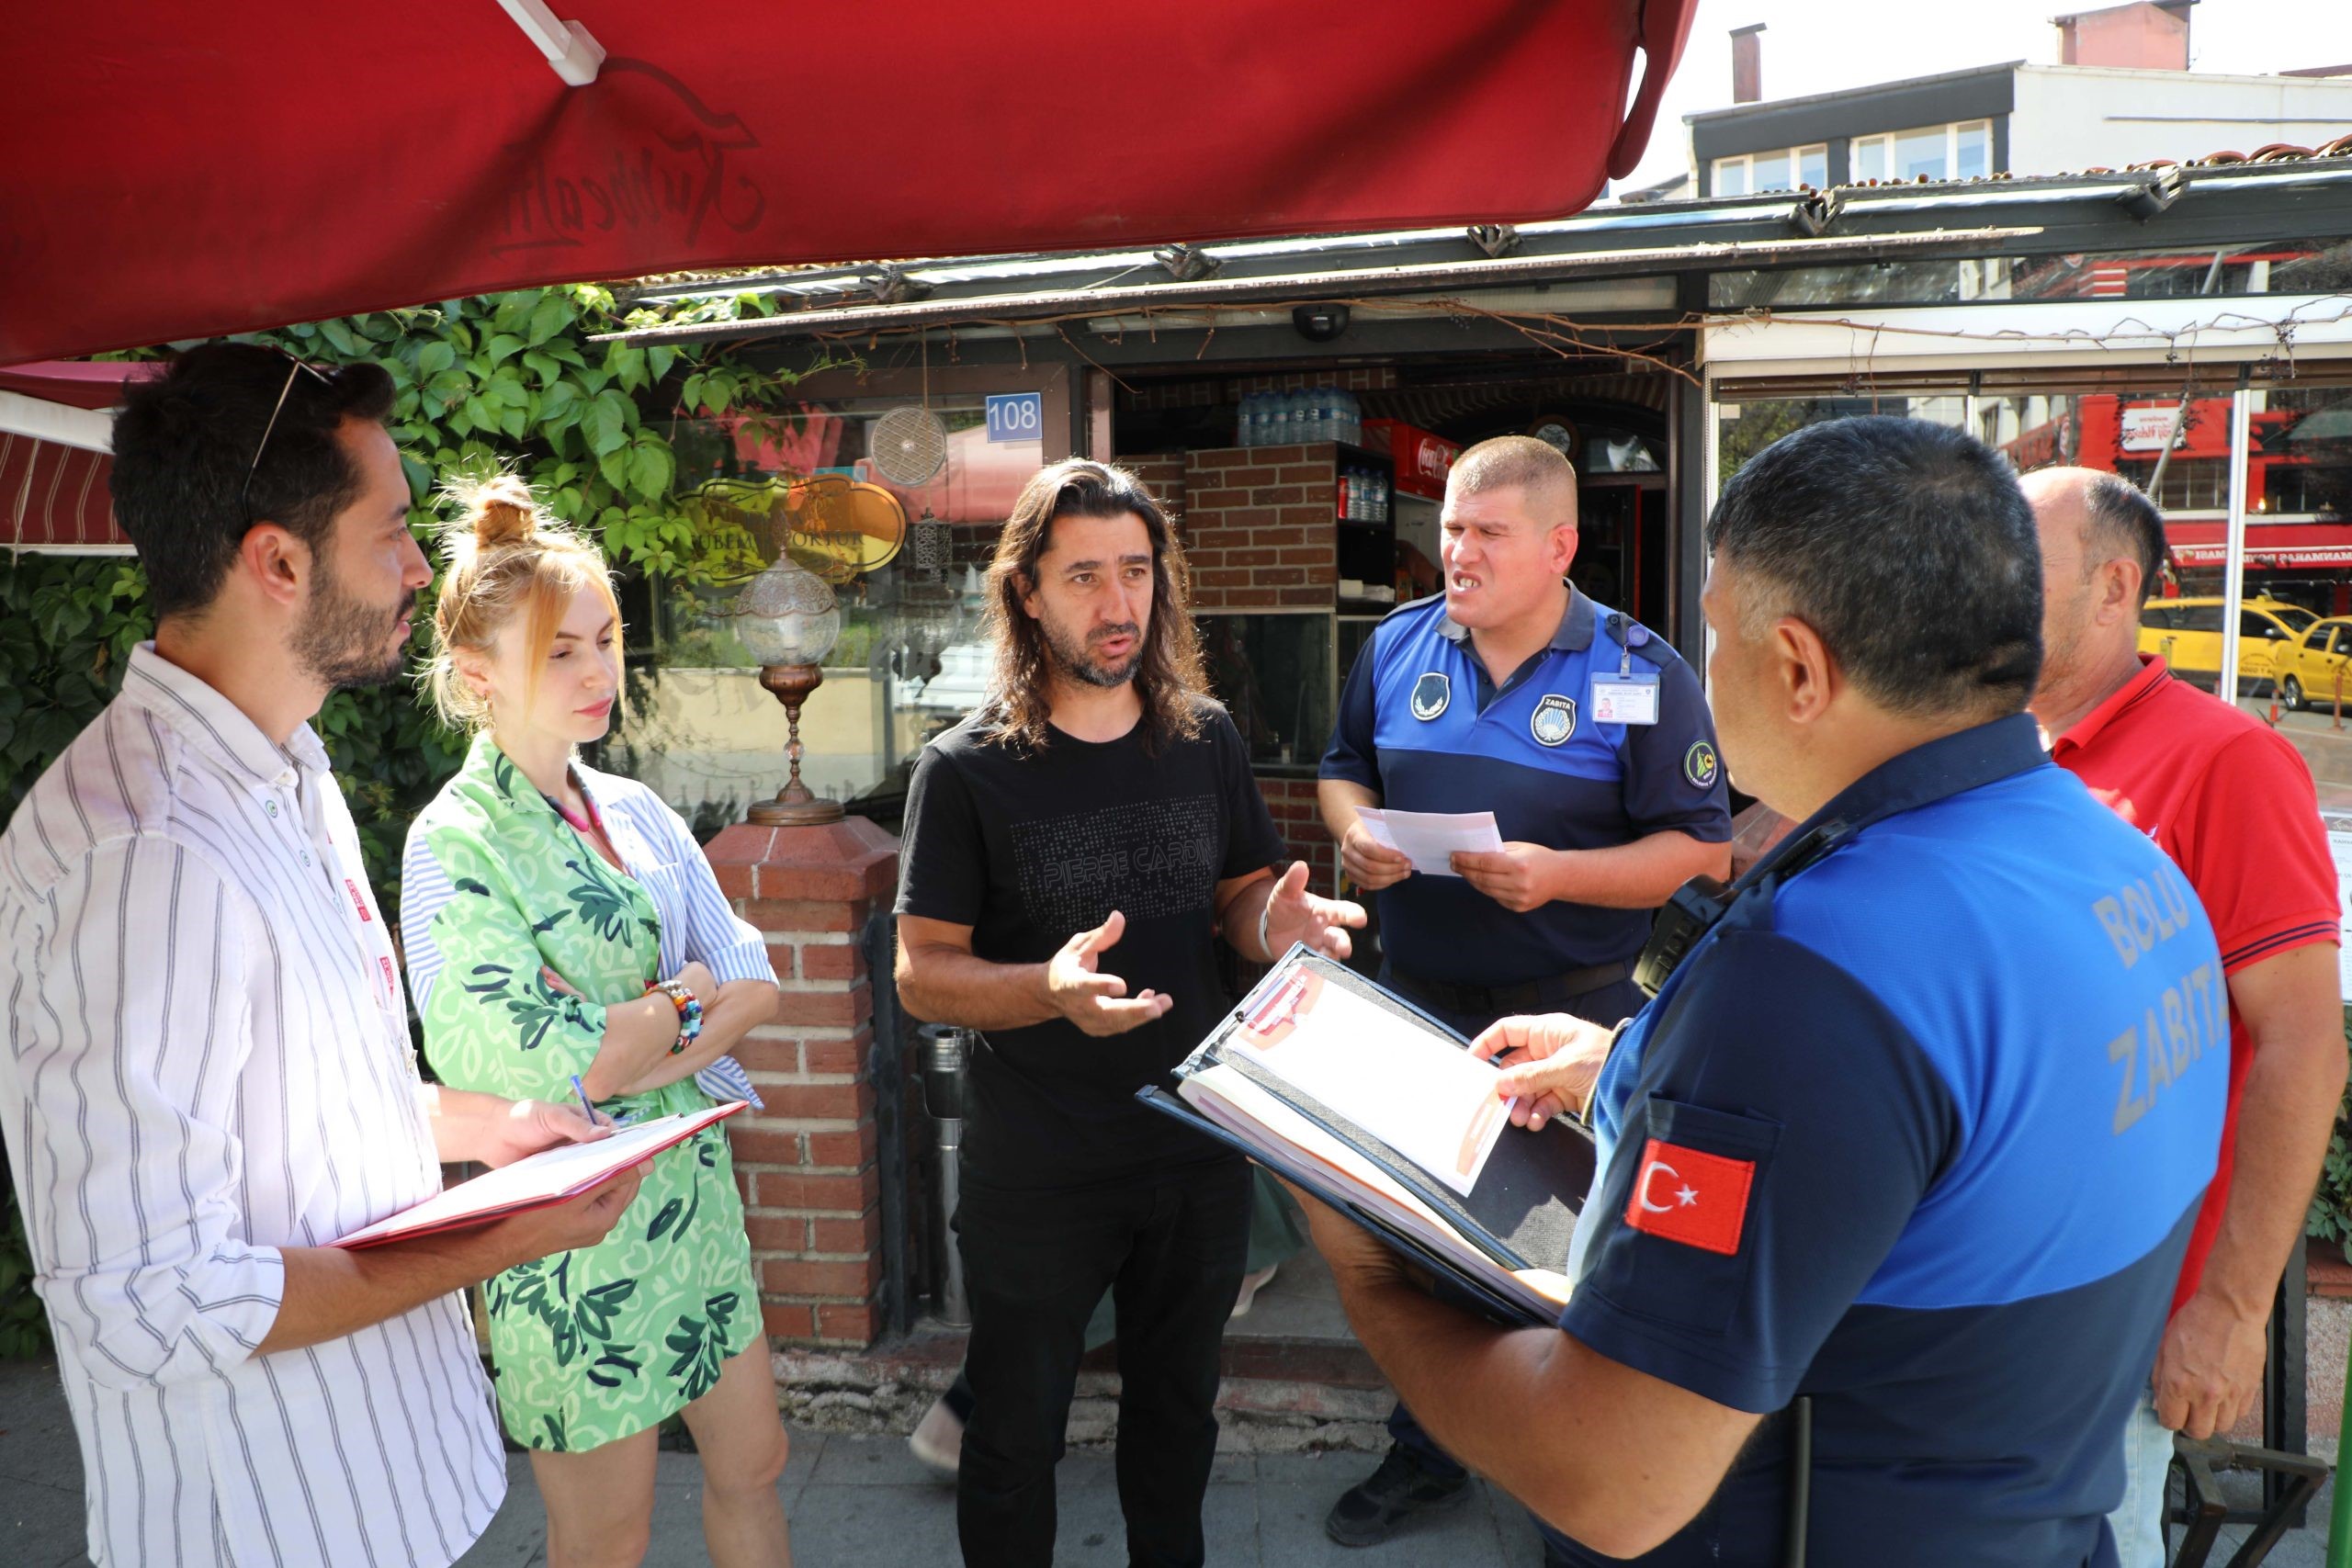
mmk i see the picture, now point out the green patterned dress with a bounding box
[400,735,766,1452]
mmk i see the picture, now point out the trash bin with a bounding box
[920,1024,973,1327]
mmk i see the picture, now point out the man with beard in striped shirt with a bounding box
[0,343,646,1567]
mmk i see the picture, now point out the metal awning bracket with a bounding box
[1787,191,1844,239]
[495,0,605,87]
[1467,223,1521,258]
[2115,166,2188,222]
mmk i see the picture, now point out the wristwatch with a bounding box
[646,978,705,1055]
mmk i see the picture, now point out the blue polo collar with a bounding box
[1746,712,2047,890]
[1433,582,1595,653]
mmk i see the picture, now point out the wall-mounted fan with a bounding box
[868,404,948,486]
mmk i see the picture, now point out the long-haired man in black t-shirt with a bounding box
[896,458,1364,1568]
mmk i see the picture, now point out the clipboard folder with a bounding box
[330,1100,748,1250]
[1136,949,1596,1327]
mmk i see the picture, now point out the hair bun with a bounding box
[432,473,543,552]
[467,476,539,548]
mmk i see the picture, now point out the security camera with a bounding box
[1293,303,1351,342]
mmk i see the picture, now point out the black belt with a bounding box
[1385,962,1632,1022]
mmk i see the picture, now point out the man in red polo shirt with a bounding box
[2024,467,2344,1568]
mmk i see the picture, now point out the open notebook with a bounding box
[331,1101,747,1249]
[1138,949,1595,1326]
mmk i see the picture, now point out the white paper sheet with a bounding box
[1353,807,1504,876]
[1223,964,1513,1195]
[1178,1066,1569,1320]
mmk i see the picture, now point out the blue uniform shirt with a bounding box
[1320,589,1732,987]
[1565,715,2227,1568]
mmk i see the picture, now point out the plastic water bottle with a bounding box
[1237,394,1258,448]
[1341,391,1363,447]
[1308,388,1331,444]
[1283,390,1309,446]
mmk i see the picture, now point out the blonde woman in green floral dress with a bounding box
[400,478,791,1568]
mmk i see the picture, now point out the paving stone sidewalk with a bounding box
[0,1355,2336,1565]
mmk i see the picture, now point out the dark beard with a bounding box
[1043,617,1142,689]
[292,561,413,692]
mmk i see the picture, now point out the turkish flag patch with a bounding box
[1622,1137,1755,1256]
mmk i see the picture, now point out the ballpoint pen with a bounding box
[569,1074,633,1126]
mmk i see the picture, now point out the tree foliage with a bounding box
[0,284,815,1357]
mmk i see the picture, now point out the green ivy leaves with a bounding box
[2303,1015,2352,1263]
[0,280,828,1360]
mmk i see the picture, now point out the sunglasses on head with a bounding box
[239,350,334,524]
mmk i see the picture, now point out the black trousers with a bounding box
[954,1157,1251,1568]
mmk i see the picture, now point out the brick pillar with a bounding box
[703,816,899,1348]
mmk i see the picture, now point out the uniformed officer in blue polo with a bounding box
[1316,434,1733,1546]
[1294,415,2228,1567]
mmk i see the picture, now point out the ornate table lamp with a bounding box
[734,557,844,827]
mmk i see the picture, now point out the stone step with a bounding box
[774,1325,1397,1455]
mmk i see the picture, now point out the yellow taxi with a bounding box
[2138,597,2318,693]
[2272,615,2352,711]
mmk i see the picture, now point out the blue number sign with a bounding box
[985,392,1043,444]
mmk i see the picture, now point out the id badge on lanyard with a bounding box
[1592,626,1660,726]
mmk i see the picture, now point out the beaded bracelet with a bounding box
[645,978,705,1055]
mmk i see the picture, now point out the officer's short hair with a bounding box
[2080,471,2168,606]
[1447,435,1576,529]
[1705,416,2042,721]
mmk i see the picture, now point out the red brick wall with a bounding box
[1120,453,1187,530]
[1259,775,1338,892]
[1182,444,1337,611]
[704,818,899,1348]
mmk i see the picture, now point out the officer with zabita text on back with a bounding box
[1297,416,2230,1567]
[1315,434,1733,1548]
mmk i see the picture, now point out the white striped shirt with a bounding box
[0,645,503,1567]
[399,755,774,1108]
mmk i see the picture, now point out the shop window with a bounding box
[1195,612,1334,774]
[1716,376,2352,799]
[615,391,1050,830]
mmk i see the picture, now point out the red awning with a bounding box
[0,361,160,411]
[1,434,125,550]
[0,1,1693,365]
[2168,521,2352,568]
